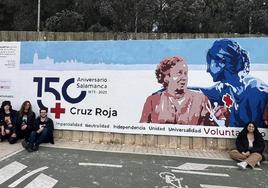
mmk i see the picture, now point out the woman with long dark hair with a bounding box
[16,101,36,141]
[229,122,265,169]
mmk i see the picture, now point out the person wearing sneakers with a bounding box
[22,107,54,152]
[229,122,265,170]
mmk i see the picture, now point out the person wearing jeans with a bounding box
[229,122,265,169]
[22,107,54,152]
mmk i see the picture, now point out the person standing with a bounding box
[22,107,54,152]
[229,122,265,169]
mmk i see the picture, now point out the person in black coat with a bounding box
[229,122,265,169]
[0,101,17,144]
[22,107,54,152]
[16,101,36,141]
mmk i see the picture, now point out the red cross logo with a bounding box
[51,103,65,119]
[222,94,233,108]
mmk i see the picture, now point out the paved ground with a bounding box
[0,140,231,161]
[1,140,268,188]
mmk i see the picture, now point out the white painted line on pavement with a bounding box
[200,184,244,188]
[165,163,237,171]
[171,169,229,177]
[0,161,27,184]
[8,166,48,188]
[24,173,58,188]
[253,168,262,171]
[0,148,24,162]
[79,162,122,168]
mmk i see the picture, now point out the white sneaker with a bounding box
[256,161,261,167]
[237,161,247,170]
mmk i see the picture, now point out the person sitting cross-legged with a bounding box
[229,122,265,170]
[22,107,54,152]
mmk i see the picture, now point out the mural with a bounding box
[140,56,211,125]
[200,39,268,128]
[0,38,267,139]
[140,39,268,128]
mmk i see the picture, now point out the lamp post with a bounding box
[249,14,252,34]
[248,0,253,34]
[37,0,41,32]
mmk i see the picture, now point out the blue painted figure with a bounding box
[200,39,268,128]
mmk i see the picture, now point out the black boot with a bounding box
[21,140,29,149]
[32,144,39,151]
[8,137,17,144]
[0,135,4,142]
[26,143,34,152]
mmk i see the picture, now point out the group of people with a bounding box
[140,38,268,169]
[0,100,54,152]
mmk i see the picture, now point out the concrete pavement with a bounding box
[2,139,268,188]
[1,146,268,188]
[1,139,230,161]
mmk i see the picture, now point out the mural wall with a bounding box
[0,38,267,139]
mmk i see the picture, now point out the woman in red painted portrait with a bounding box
[140,56,212,125]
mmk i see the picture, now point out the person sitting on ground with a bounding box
[22,107,54,152]
[16,101,36,141]
[0,101,17,143]
[229,122,265,170]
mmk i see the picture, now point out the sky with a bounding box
[20,37,268,65]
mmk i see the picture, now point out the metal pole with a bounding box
[248,0,253,34]
[249,15,252,34]
[37,0,40,32]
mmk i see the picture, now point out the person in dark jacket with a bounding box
[16,101,36,141]
[0,101,17,143]
[22,107,54,152]
[229,122,265,169]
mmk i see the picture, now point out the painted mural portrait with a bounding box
[140,56,211,125]
[199,39,268,128]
